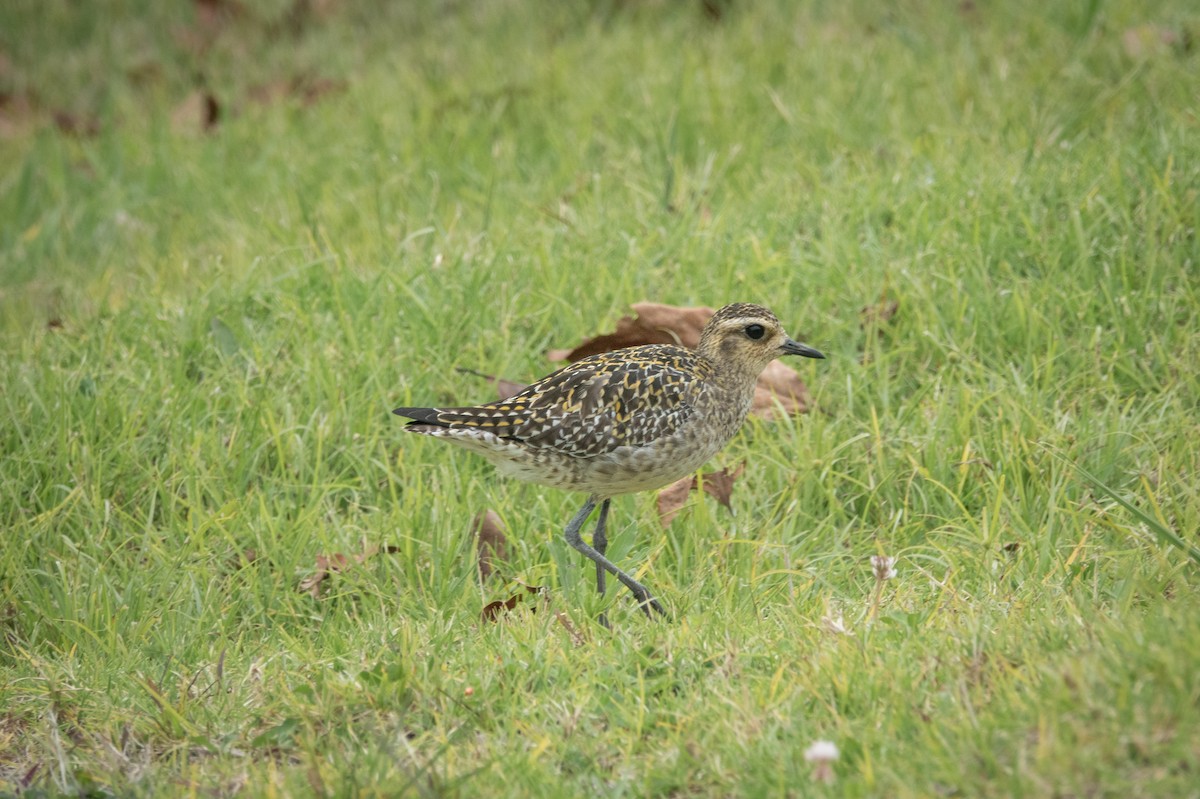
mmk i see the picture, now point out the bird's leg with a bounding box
[593,499,611,629]
[593,499,610,596]
[564,497,666,619]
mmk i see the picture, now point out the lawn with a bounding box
[2,0,1199,796]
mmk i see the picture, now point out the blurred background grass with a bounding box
[2,0,1198,795]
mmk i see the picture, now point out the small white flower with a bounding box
[804,740,838,762]
[804,739,839,783]
[822,613,850,635]
[871,555,897,581]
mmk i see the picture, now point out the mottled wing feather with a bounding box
[394,345,709,458]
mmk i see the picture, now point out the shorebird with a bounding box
[393,303,824,618]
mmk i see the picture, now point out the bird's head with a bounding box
[698,303,824,377]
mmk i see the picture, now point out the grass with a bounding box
[3,0,1199,795]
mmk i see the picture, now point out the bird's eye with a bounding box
[744,324,766,340]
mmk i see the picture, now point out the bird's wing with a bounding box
[394,345,708,458]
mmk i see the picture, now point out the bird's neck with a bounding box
[699,353,762,413]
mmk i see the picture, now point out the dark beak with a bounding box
[781,338,825,359]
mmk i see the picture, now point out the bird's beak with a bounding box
[781,338,825,359]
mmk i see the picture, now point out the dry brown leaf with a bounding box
[479,582,585,642]
[752,360,813,419]
[473,509,508,581]
[549,303,813,420]
[247,76,347,109]
[0,91,38,139]
[224,547,261,573]
[481,583,542,621]
[657,463,746,527]
[656,475,695,527]
[456,367,526,400]
[299,544,400,597]
[173,0,243,55]
[860,298,899,328]
[697,462,746,510]
[171,90,220,134]
[551,608,586,646]
[195,0,244,28]
[51,110,100,138]
[299,552,349,597]
[297,77,347,107]
[546,302,714,361]
[1121,24,1183,60]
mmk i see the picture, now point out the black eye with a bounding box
[744,324,765,340]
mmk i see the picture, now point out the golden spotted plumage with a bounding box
[393,302,824,619]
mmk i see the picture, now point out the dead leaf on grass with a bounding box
[224,548,261,573]
[551,608,585,646]
[1121,24,1184,60]
[473,509,509,581]
[246,75,347,109]
[481,582,542,621]
[657,462,746,527]
[546,302,712,361]
[0,91,38,139]
[479,581,586,643]
[860,297,899,328]
[299,544,401,597]
[752,360,813,419]
[548,303,815,420]
[698,462,746,510]
[171,90,221,134]
[52,110,100,138]
[173,0,243,55]
[656,475,695,528]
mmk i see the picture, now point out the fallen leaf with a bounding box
[473,510,508,581]
[546,302,714,361]
[456,367,526,400]
[52,110,100,138]
[752,360,813,419]
[299,544,400,597]
[273,0,342,37]
[0,91,38,139]
[224,548,260,573]
[656,475,695,527]
[701,0,728,22]
[479,582,585,642]
[697,462,745,510]
[1121,24,1183,60]
[548,303,814,420]
[247,75,347,108]
[481,582,542,621]
[171,90,220,134]
[300,552,349,597]
[195,0,244,27]
[860,297,899,328]
[656,463,745,527]
[127,60,165,87]
[550,608,585,646]
[297,77,347,107]
[173,0,243,55]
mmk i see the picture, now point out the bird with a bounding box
[392,303,824,619]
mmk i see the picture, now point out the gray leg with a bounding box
[563,497,666,619]
[593,499,610,596]
[594,499,611,629]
